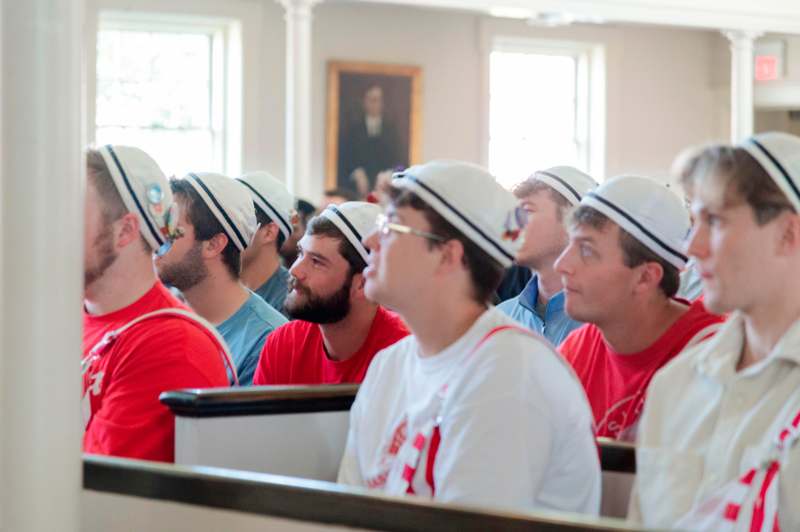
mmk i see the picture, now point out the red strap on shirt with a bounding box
[403,324,534,496]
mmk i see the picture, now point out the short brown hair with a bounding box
[85,149,150,251]
[513,179,571,222]
[306,216,367,276]
[682,145,793,225]
[86,149,127,223]
[571,206,680,298]
[387,186,505,304]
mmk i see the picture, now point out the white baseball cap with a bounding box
[183,172,258,252]
[319,202,383,263]
[581,175,690,269]
[740,132,800,213]
[97,145,176,253]
[236,171,295,241]
[531,166,598,206]
[391,160,522,268]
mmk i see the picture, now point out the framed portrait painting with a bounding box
[326,61,422,197]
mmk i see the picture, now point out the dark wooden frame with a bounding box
[84,455,642,532]
[325,60,423,190]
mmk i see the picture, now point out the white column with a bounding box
[724,30,763,142]
[0,2,84,532]
[281,0,319,200]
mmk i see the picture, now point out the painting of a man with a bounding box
[327,62,421,198]
[338,85,405,196]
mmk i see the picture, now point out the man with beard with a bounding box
[83,146,230,462]
[236,171,295,314]
[155,172,287,385]
[252,202,408,385]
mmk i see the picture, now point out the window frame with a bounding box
[485,36,606,184]
[93,10,243,177]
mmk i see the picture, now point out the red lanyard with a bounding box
[723,407,800,531]
[397,324,535,496]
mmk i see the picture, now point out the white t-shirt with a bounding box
[337,307,600,514]
[630,312,800,530]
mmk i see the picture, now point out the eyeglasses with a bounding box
[375,213,445,242]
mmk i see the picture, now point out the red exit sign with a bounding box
[755,55,779,81]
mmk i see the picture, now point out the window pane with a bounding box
[489,51,580,188]
[96,28,216,177]
[96,126,215,179]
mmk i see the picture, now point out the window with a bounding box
[488,38,604,189]
[95,14,241,178]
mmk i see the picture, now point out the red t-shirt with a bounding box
[82,282,229,462]
[252,306,409,385]
[559,299,724,440]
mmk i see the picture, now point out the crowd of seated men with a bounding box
[81,132,800,530]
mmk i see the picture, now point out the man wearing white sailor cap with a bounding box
[82,146,229,462]
[498,166,598,346]
[555,175,723,441]
[236,171,295,314]
[251,201,408,386]
[154,172,287,385]
[630,132,800,531]
[337,160,600,514]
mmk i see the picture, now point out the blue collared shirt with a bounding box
[254,266,291,317]
[497,275,583,347]
[217,292,288,385]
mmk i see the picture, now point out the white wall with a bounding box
[86,0,733,200]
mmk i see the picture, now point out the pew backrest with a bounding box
[160,384,358,481]
[84,454,647,532]
[597,438,636,519]
[161,386,639,518]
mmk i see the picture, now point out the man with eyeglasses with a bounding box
[337,161,600,514]
[252,202,408,385]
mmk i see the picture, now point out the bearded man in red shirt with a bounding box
[82,146,230,462]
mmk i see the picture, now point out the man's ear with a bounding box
[776,211,800,256]
[203,233,230,259]
[634,261,665,295]
[258,222,280,246]
[349,271,367,301]
[115,213,141,248]
[435,239,466,275]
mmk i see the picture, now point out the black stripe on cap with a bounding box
[537,171,583,203]
[749,138,800,206]
[325,205,363,242]
[105,145,164,247]
[586,192,687,264]
[235,178,292,236]
[189,173,247,249]
[400,173,514,262]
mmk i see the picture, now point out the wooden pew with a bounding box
[83,454,647,532]
[597,438,636,519]
[161,386,638,517]
[160,384,358,481]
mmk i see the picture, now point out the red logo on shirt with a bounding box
[365,417,408,489]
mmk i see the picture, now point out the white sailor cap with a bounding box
[581,175,690,269]
[97,145,176,252]
[531,166,598,205]
[319,201,382,264]
[740,132,800,213]
[236,171,295,241]
[392,160,522,268]
[183,172,258,252]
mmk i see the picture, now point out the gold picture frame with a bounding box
[325,60,422,195]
